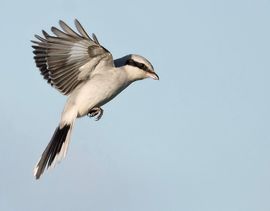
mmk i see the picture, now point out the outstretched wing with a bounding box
[32,19,114,95]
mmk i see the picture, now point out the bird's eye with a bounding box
[126,59,134,66]
[126,59,148,71]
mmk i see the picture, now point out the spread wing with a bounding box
[32,19,114,95]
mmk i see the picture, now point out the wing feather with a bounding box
[74,19,91,40]
[59,20,80,37]
[32,19,113,95]
[51,27,74,40]
[92,33,100,45]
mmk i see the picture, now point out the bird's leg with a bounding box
[87,107,104,121]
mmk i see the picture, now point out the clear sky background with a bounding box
[1,0,270,210]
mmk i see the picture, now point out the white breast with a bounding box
[65,68,130,118]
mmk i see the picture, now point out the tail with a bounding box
[33,123,74,179]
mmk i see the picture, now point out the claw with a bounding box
[88,107,103,121]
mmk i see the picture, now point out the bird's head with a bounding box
[118,54,159,81]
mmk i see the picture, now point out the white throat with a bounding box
[122,65,146,82]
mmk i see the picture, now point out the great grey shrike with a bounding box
[32,19,159,179]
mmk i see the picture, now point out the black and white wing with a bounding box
[32,19,114,95]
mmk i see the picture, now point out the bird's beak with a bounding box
[147,71,159,80]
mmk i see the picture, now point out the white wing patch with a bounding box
[32,19,114,95]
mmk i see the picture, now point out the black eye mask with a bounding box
[126,59,150,72]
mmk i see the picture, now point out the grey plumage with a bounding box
[32,19,113,95]
[32,19,158,179]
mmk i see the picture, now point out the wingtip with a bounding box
[34,34,46,42]
[92,33,100,44]
[34,34,41,39]
[59,19,67,28]
[42,30,49,38]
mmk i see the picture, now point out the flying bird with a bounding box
[32,19,159,179]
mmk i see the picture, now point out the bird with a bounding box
[32,19,159,179]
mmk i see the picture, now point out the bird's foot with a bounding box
[87,107,103,121]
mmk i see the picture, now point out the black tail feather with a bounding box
[34,124,70,179]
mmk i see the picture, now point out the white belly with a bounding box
[66,70,130,118]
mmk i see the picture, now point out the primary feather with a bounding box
[32,19,113,95]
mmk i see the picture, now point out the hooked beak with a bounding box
[147,71,159,80]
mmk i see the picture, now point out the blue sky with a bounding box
[1,0,270,210]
